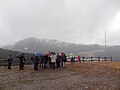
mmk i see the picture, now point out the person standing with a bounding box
[82,56,85,63]
[31,54,35,69]
[61,52,67,67]
[50,53,56,69]
[56,54,61,68]
[34,56,39,71]
[70,56,74,64]
[39,55,44,68]
[18,54,25,70]
[77,55,81,63]
[7,55,13,69]
[43,55,49,69]
[48,55,52,68]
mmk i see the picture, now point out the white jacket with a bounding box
[50,54,56,62]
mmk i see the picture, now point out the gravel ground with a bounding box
[0,62,120,90]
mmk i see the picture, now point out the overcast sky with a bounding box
[0,0,120,46]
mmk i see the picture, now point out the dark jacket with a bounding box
[34,56,39,64]
[19,56,25,63]
[56,54,61,63]
[31,56,35,63]
[61,55,67,62]
[8,56,13,63]
[44,55,48,63]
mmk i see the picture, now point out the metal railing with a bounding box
[68,56,112,62]
[78,56,112,62]
[0,56,112,66]
[0,58,32,66]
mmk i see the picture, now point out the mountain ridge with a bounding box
[3,37,103,53]
[2,37,120,61]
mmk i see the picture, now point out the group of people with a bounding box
[70,55,81,64]
[31,52,67,71]
[7,52,67,71]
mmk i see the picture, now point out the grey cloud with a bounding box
[0,0,120,45]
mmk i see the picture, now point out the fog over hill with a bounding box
[3,37,103,53]
[2,37,120,61]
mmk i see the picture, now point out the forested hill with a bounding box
[0,48,32,59]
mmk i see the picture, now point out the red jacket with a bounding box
[77,56,81,60]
